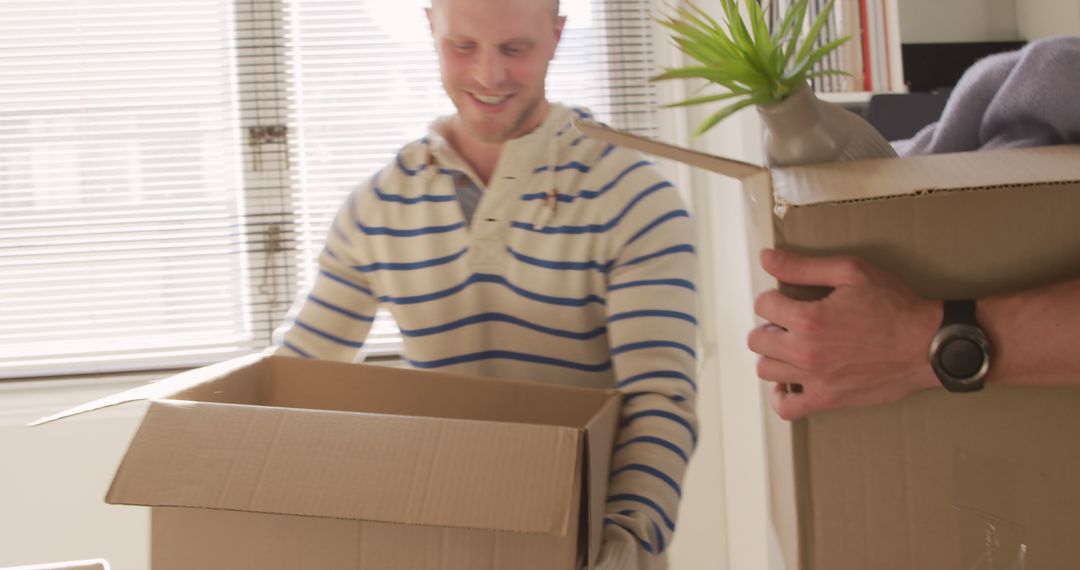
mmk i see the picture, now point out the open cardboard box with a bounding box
[32,354,621,570]
[576,119,1080,569]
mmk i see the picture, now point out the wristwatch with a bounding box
[929,299,992,393]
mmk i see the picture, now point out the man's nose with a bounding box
[473,49,507,90]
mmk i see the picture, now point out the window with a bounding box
[0,0,660,379]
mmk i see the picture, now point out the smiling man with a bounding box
[272,1,699,568]
[430,0,563,183]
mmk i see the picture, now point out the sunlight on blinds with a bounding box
[0,0,252,377]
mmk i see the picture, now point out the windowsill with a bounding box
[1,354,408,393]
[1,355,406,426]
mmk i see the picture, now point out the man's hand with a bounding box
[747,249,942,420]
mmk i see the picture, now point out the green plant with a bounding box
[653,0,849,135]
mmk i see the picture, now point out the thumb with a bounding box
[760,248,853,288]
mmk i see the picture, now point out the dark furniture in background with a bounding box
[859,41,1027,141]
[901,41,1027,92]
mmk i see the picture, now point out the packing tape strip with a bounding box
[952,445,1028,570]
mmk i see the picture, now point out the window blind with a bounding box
[0,0,254,378]
[0,0,660,379]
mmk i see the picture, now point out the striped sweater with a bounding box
[273,104,698,569]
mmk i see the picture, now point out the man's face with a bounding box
[428,0,565,144]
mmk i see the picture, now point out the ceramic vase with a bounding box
[756,84,897,167]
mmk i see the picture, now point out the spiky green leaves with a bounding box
[653,0,849,135]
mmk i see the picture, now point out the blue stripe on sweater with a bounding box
[521,160,651,202]
[625,210,690,246]
[374,179,456,204]
[609,278,695,292]
[612,464,682,497]
[377,273,606,307]
[611,340,697,359]
[617,370,696,392]
[408,350,612,373]
[400,312,606,340]
[353,248,468,272]
[607,494,676,531]
[355,220,465,237]
[610,509,668,553]
[512,181,672,234]
[623,392,689,404]
[307,295,375,322]
[614,435,690,463]
[653,518,667,553]
[622,409,697,446]
[320,270,374,297]
[394,151,456,177]
[621,508,669,553]
[576,160,653,199]
[506,246,613,273]
[294,319,365,348]
[532,161,590,174]
[395,153,424,175]
[615,243,696,270]
[608,309,697,325]
[603,517,654,554]
[281,341,311,358]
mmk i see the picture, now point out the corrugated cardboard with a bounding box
[575,119,1080,569]
[32,355,621,570]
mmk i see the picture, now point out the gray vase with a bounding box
[756,84,897,167]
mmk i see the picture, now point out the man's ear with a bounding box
[549,14,566,60]
[425,7,435,35]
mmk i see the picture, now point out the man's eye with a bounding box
[453,43,474,53]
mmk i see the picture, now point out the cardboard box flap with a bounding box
[572,118,1080,211]
[107,400,583,535]
[26,353,267,427]
[770,144,1080,208]
[572,118,763,180]
[254,356,622,429]
[582,393,622,568]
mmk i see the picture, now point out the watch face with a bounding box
[930,323,991,393]
[939,337,985,379]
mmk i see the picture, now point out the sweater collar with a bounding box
[424,103,575,183]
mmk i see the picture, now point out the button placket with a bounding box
[466,173,523,272]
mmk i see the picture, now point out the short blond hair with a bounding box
[430,0,560,20]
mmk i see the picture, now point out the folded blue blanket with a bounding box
[894,35,1080,156]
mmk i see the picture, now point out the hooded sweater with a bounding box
[272,103,698,569]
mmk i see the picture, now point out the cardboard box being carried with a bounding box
[576,119,1080,569]
[32,355,621,570]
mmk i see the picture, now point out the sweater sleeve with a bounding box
[596,171,699,569]
[269,191,378,362]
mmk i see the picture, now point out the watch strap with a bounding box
[942,299,977,326]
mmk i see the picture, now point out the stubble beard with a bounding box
[455,89,545,144]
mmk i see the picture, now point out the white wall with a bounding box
[897,0,1080,44]
[0,378,149,569]
[671,110,777,570]
[1016,0,1080,38]
[650,3,777,566]
[899,0,1019,42]
[653,78,757,570]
